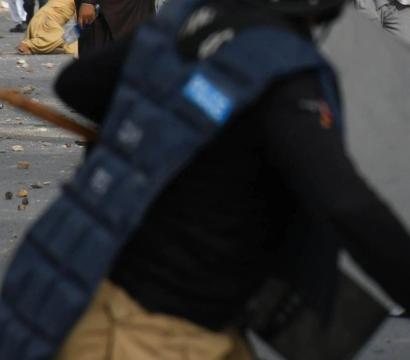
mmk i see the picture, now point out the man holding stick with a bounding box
[1,0,410,359]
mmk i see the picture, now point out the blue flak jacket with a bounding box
[0,0,342,358]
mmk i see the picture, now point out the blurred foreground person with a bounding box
[1,0,410,360]
[7,0,26,32]
[23,0,47,25]
[355,0,410,45]
[17,0,77,55]
[75,0,154,56]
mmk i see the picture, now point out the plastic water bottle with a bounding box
[64,23,82,44]
[63,5,100,44]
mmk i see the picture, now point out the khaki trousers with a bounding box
[55,281,253,360]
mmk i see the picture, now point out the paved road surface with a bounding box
[0,7,83,273]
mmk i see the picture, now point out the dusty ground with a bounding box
[0,6,83,273]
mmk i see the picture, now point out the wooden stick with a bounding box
[0,89,98,142]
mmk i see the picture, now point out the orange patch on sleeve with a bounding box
[319,101,333,129]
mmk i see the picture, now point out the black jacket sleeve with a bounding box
[55,34,133,124]
[264,71,410,310]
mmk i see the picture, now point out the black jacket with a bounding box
[56,4,410,330]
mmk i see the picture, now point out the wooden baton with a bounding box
[0,90,98,142]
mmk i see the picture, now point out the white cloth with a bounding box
[155,0,167,13]
[7,0,26,24]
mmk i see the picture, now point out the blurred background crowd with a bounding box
[0,0,409,60]
[0,0,168,57]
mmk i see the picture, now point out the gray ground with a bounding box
[0,7,83,273]
[0,4,410,360]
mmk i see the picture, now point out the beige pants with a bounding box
[55,281,253,360]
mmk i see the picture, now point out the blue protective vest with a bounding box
[0,0,342,358]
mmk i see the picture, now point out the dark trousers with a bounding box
[78,14,113,57]
[23,0,47,25]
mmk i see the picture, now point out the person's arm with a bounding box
[264,70,410,309]
[55,34,133,124]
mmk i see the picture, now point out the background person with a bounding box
[74,0,155,56]
[17,0,77,55]
[7,0,26,32]
[24,0,47,25]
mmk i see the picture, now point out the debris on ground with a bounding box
[17,161,30,169]
[20,85,34,95]
[75,140,87,147]
[17,204,26,211]
[16,188,28,198]
[16,58,28,69]
[63,143,72,148]
[21,198,29,206]
[4,192,13,200]
[43,181,51,186]
[31,182,44,189]
[42,62,55,69]
[11,145,24,152]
